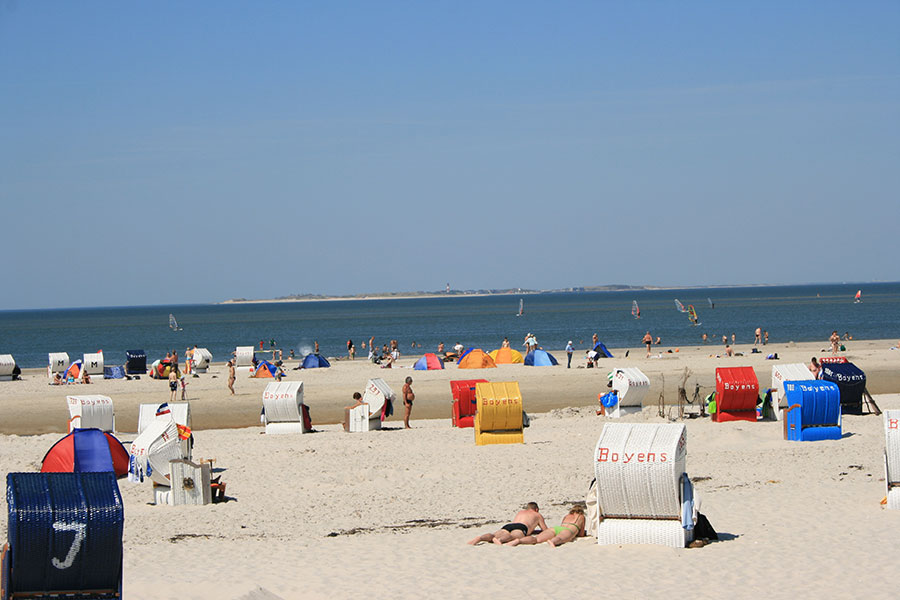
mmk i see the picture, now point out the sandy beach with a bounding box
[1,339,899,599]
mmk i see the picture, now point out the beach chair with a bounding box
[713,367,759,422]
[125,349,147,374]
[66,395,115,433]
[0,355,15,381]
[48,352,70,380]
[450,379,488,428]
[603,367,650,418]
[769,363,815,421]
[820,362,866,414]
[191,347,213,373]
[82,352,104,377]
[128,418,185,487]
[2,472,123,599]
[884,410,900,509]
[819,356,848,365]
[782,381,842,441]
[234,346,256,376]
[593,423,695,548]
[346,378,394,432]
[261,381,310,434]
[474,382,523,446]
[138,402,193,459]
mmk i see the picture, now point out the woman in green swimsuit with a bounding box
[505,505,586,547]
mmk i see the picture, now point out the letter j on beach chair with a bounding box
[474,382,524,445]
[2,472,124,599]
[593,423,696,548]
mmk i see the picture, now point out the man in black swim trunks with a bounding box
[467,502,548,545]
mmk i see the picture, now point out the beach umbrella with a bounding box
[301,353,331,369]
[413,353,444,370]
[489,348,524,364]
[524,349,558,367]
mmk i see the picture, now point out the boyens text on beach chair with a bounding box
[138,402,193,459]
[602,367,649,418]
[713,367,759,422]
[782,381,842,441]
[474,382,523,445]
[67,395,115,433]
[884,410,900,509]
[593,423,695,548]
[346,378,394,432]
[820,362,866,414]
[769,363,815,421]
[261,381,310,434]
[2,472,123,600]
[124,349,147,374]
[819,356,848,365]
[48,352,70,380]
[450,379,488,428]
[0,355,15,381]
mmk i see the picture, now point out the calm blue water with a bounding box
[1,283,898,368]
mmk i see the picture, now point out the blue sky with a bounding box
[1,1,898,309]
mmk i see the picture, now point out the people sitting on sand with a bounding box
[809,356,821,379]
[81,370,92,384]
[52,372,64,385]
[725,345,734,357]
[468,502,548,546]
[505,505,587,548]
[380,354,394,369]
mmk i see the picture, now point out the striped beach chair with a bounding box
[884,410,900,509]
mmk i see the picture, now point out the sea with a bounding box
[1,283,898,369]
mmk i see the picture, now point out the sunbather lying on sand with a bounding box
[467,502,547,545]
[504,505,586,547]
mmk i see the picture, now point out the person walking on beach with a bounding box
[226,360,235,395]
[168,367,178,402]
[402,376,415,429]
[566,340,574,368]
[754,328,762,346]
[468,503,548,546]
[830,330,840,355]
[642,332,653,357]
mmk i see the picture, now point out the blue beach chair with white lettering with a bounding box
[2,472,123,599]
[782,380,842,441]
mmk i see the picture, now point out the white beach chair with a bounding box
[605,367,650,418]
[191,348,213,373]
[0,354,15,381]
[593,423,695,548]
[261,381,309,434]
[347,378,395,432]
[884,410,900,510]
[66,395,115,433]
[138,402,192,459]
[48,352,70,379]
[82,352,105,377]
[769,363,815,420]
[128,418,184,487]
[234,346,255,376]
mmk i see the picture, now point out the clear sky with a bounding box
[1,1,898,309]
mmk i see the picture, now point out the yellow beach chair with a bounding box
[474,382,524,446]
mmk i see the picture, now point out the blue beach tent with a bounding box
[593,342,613,358]
[525,349,558,366]
[301,353,331,369]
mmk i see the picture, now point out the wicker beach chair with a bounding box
[0,355,15,381]
[66,395,115,433]
[234,346,256,376]
[820,362,866,414]
[48,352,70,380]
[2,472,123,599]
[82,351,105,377]
[474,382,524,445]
[128,419,184,486]
[603,367,650,418]
[191,347,213,373]
[346,378,394,432]
[261,381,310,434]
[884,410,900,510]
[782,381,842,441]
[138,402,192,459]
[593,423,695,548]
[769,363,816,421]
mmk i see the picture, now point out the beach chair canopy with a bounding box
[524,349,558,366]
[783,381,841,441]
[40,428,129,476]
[451,379,488,428]
[457,348,497,369]
[128,418,185,485]
[610,367,650,412]
[192,347,212,369]
[82,351,104,375]
[125,349,147,374]
[5,472,124,597]
[262,381,311,433]
[301,353,331,369]
[414,353,445,370]
[820,362,866,414]
[48,352,70,374]
[0,354,15,378]
[138,402,192,434]
[713,367,759,422]
[67,395,115,433]
[234,346,256,366]
[362,378,395,417]
[489,348,524,364]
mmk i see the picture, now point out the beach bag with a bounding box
[584,478,599,537]
[694,513,718,541]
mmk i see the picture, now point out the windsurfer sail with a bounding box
[687,305,700,325]
[632,300,640,319]
[708,297,714,309]
[854,290,861,303]
[169,314,183,331]
[674,299,686,313]
[517,298,524,317]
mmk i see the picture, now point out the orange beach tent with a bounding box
[457,349,497,369]
[489,348,524,364]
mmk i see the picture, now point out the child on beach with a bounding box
[468,503,548,545]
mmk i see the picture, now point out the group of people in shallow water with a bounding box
[468,502,586,548]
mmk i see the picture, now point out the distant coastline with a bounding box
[219,283,780,305]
